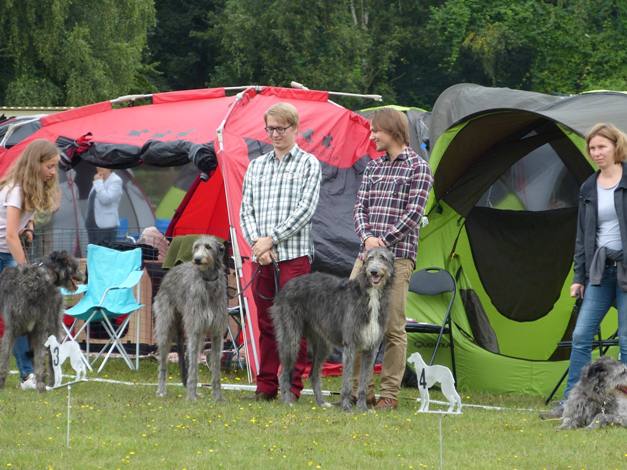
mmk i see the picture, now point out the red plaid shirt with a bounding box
[354,147,433,261]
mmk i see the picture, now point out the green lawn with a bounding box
[0,359,625,470]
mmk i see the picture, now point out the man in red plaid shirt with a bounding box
[352,108,433,410]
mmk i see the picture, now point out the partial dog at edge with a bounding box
[0,251,84,392]
[154,236,228,401]
[271,247,395,411]
[559,356,627,429]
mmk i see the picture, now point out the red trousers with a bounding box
[252,256,310,397]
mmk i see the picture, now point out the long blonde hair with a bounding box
[0,139,60,214]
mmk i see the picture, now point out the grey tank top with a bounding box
[596,181,621,250]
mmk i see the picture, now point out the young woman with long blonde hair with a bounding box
[0,139,60,390]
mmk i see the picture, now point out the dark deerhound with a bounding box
[271,247,395,411]
[0,251,83,391]
[154,236,228,401]
[559,356,627,429]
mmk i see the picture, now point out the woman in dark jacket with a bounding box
[543,123,627,418]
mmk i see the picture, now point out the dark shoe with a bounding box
[243,391,277,401]
[539,403,564,420]
[256,391,277,401]
[374,397,398,411]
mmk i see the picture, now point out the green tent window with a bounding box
[476,140,580,212]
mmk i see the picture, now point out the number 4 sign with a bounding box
[407,352,462,413]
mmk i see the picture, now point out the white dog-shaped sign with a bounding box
[407,352,462,413]
[44,335,88,386]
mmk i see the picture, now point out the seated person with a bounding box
[138,226,170,300]
[138,226,170,263]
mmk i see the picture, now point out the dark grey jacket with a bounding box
[573,161,627,285]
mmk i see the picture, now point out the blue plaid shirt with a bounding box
[240,144,321,262]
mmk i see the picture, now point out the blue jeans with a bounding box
[564,265,627,398]
[0,252,33,380]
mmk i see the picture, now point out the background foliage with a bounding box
[1,0,625,108]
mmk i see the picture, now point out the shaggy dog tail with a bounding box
[270,303,305,374]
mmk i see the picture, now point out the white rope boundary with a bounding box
[9,370,537,412]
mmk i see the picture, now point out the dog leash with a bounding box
[238,259,281,301]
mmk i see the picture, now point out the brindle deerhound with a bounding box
[271,247,395,411]
[0,251,83,392]
[559,356,627,429]
[154,236,228,401]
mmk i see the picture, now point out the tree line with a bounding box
[1,0,625,109]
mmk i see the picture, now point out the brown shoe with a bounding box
[374,397,398,411]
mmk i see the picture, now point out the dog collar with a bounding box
[617,385,627,395]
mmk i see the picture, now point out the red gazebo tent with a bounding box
[0,86,381,379]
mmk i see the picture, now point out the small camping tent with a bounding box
[408,84,627,394]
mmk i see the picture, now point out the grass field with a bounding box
[0,358,625,470]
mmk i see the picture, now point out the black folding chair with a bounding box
[544,330,619,404]
[405,267,457,382]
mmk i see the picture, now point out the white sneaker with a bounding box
[20,373,37,391]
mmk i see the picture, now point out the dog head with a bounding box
[407,352,426,369]
[580,356,627,396]
[44,250,84,291]
[44,335,57,348]
[363,247,394,289]
[191,236,225,272]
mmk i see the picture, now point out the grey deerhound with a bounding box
[154,236,228,401]
[271,247,395,411]
[0,251,83,391]
[559,356,627,429]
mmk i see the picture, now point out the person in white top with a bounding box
[85,167,123,245]
[0,139,60,390]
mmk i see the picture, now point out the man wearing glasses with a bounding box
[240,102,321,401]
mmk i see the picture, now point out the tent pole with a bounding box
[110,94,153,103]
[223,86,256,92]
[327,91,382,101]
[290,81,383,101]
[109,85,381,106]
[229,226,257,383]
[215,89,260,381]
[109,86,256,105]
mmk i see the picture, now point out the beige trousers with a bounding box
[350,257,413,400]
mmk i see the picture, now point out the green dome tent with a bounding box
[408,84,627,395]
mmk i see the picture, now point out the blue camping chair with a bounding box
[64,244,144,372]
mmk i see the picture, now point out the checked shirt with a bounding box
[354,146,433,261]
[240,144,321,262]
